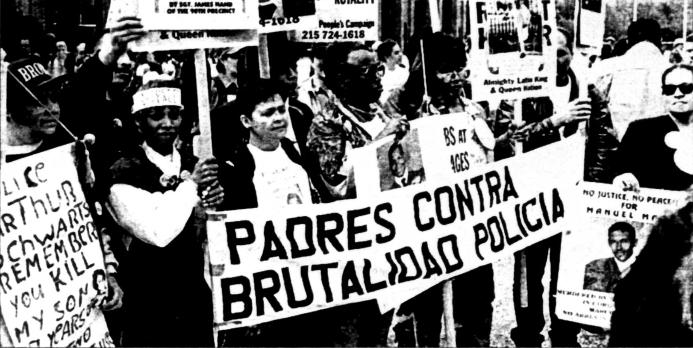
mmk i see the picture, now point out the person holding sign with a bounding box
[104,79,223,346]
[493,27,616,347]
[307,43,409,202]
[385,32,496,347]
[613,64,693,191]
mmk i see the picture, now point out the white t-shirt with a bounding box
[248,144,312,207]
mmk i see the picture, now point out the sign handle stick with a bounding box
[194,49,213,159]
[1,61,7,164]
[259,34,271,79]
[428,0,442,32]
[513,99,529,308]
[441,281,457,347]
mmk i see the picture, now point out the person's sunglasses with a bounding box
[662,83,693,96]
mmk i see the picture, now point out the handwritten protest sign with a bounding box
[207,126,586,330]
[295,0,379,42]
[556,182,688,329]
[258,0,318,33]
[0,144,112,347]
[468,0,557,101]
[352,114,489,197]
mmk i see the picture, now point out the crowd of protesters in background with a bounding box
[4,7,693,347]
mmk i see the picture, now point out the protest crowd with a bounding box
[2,0,693,347]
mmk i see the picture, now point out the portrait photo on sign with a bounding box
[487,0,543,56]
[377,129,425,192]
[561,216,649,294]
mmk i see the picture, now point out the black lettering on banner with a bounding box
[253,270,282,316]
[260,221,288,262]
[384,252,398,285]
[538,192,552,226]
[455,182,475,220]
[420,242,443,279]
[14,320,29,342]
[347,208,371,250]
[486,171,502,207]
[470,175,485,212]
[434,186,456,224]
[363,259,387,293]
[225,220,255,264]
[474,222,489,260]
[502,166,519,200]
[311,262,338,303]
[395,247,422,283]
[287,216,316,258]
[281,266,313,309]
[221,276,252,320]
[341,260,364,300]
[438,234,463,273]
[488,215,505,253]
[374,203,395,244]
[316,213,344,254]
[522,198,542,232]
[413,191,434,231]
[514,203,529,237]
[552,188,564,222]
[501,210,522,245]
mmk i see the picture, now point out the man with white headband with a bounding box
[105,82,223,346]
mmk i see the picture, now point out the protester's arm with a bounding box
[584,84,620,182]
[612,122,642,191]
[107,180,199,248]
[97,230,123,311]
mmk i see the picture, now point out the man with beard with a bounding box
[613,64,693,191]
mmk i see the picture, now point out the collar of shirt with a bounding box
[394,168,410,187]
[614,256,635,278]
[5,141,43,156]
[142,142,181,177]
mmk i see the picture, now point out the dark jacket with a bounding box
[493,69,618,182]
[212,98,320,209]
[106,147,213,347]
[614,115,693,191]
[583,257,620,293]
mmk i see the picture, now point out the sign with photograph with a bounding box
[468,0,557,101]
[206,132,586,330]
[556,182,688,329]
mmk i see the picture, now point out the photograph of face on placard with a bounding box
[377,129,426,192]
[258,0,318,33]
[577,217,647,294]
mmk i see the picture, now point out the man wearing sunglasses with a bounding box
[613,64,693,191]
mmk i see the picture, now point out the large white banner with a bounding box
[207,121,586,330]
[295,0,379,42]
[468,0,557,101]
[0,144,112,347]
[556,182,688,328]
